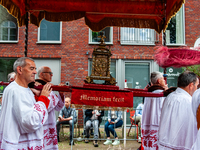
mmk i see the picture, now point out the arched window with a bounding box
[1,21,17,41]
[38,19,62,43]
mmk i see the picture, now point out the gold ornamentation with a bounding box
[85,32,116,85]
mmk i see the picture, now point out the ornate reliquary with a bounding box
[85,33,116,85]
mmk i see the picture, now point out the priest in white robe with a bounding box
[35,66,65,149]
[0,57,52,150]
[142,71,168,150]
[158,71,199,150]
[190,88,200,150]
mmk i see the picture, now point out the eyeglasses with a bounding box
[42,72,53,75]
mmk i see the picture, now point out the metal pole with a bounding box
[71,109,74,150]
[124,110,126,146]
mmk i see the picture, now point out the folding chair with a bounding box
[127,110,138,139]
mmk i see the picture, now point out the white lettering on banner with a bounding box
[80,94,124,103]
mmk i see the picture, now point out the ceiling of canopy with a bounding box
[0,0,184,33]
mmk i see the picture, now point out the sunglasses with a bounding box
[42,72,53,75]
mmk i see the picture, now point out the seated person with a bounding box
[84,109,104,147]
[56,97,77,145]
[103,110,123,146]
[134,102,144,142]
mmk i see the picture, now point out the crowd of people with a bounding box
[1,57,200,150]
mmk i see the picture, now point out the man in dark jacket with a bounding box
[84,109,104,147]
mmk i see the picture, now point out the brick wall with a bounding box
[0,1,199,87]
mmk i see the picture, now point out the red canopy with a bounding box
[154,46,200,68]
[1,0,184,33]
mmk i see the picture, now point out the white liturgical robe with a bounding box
[141,89,165,150]
[190,89,200,150]
[0,81,48,150]
[43,91,64,150]
[158,88,197,150]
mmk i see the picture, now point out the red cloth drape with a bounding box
[1,0,185,33]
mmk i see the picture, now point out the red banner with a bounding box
[71,88,133,109]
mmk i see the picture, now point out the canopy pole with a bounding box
[163,0,167,82]
[24,12,29,57]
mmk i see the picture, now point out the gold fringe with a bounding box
[0,0,25,26]
[163,0,185,33]
[71,104,133,111]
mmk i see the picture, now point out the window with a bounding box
[165,6,185,45]
[89,27,113,44]
[0,21,18,42]
[121,27,158,45]
[37,19,62,44]
[125,62,150,108]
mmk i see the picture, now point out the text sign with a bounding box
[71,89,133,108]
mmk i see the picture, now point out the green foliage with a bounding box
[0,59,16,83]
[0,59,15,72]
[92,32,99,38]
[183,65,200,77]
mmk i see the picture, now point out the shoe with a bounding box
[103,139,112,145]
[138,136,141,143]
[69,141,74,145]
[112,139,120,146]
[93,140,98,147]
[137,146,141,150]
[85,139,89,143]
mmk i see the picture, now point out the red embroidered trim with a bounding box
[51,94,56,106]
[43,128,58,147]
[34,104,42,112]
[41,110,46,124]
[142,129,158,149]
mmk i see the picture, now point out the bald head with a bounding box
[38,66,53,82]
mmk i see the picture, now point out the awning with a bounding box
[1,0,185,33]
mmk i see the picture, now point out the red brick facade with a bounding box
[0,1,199,124]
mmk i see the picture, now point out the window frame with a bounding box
[120,27,156,46]
[164,5,185,46]
[88,27,113,45]
[37,21,62,44]
[0,20,18,43]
